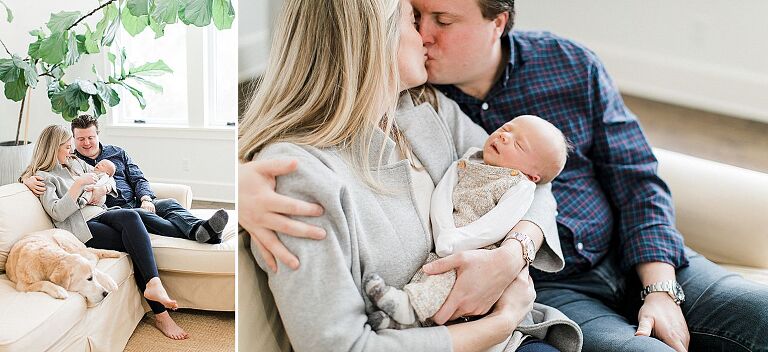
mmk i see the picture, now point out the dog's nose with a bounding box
[102,291,108,298]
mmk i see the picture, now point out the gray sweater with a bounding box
[37,158,116,243]
[252,92,580,352]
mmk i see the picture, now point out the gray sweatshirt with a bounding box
[36,158,116,243]
[251,92,580,352]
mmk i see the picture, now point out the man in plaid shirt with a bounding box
[242,0,768,351]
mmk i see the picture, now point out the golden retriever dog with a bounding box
[6,229,121,307]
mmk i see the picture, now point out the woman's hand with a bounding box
[424,245,523,324]
[239,159,326,272]
[75,173,98,186]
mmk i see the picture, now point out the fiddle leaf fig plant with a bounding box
[0,0,235,145]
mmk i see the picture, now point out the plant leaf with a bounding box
[92,94,107,116]
[126,0,153,17]
[0,58,18,82]
[96,81,120,106]
[75,79,98,95]
[101,5,121,46]
[129,59,172,76]
[118,81,146,109]
[47,11,81,33]
[129,75,163,93]
[180,0,212,27]
[39,31,68,65]
[0,0,13,22]
[148,14,166,38]
[83,27,99,53]
[212,0,234,30]
[4,76,27,101]
[15,57,37,88]
[121,8,149,36]
[65,31,81,66]
[63,81,91,108]
[152,0,178,24]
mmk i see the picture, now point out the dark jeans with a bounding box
[517,338,559,352]
[123,198,203,240]
[535,247,768,352]
[86,209,165,314]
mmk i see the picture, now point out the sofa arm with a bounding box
[654,148,768,268]
[150,182,193,209]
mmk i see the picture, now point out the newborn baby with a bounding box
[81,159,116,205]
[365,115,568,330]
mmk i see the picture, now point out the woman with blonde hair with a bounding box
[239,0,582,351]
[21,125,188,340]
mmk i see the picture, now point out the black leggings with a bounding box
[86,209,165,314]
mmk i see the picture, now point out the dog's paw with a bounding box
[50,286,69,299]
[363,273,388,301]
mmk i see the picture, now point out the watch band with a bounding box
[506,231,535,266]
[640,280,685,305]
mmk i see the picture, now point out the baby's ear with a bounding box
[528,174,541,183]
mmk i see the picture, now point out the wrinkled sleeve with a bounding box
[38,173,80,223]
[249,143,453,352]
[123,151,155,201]
[586,59,687,271]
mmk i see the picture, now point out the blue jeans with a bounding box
[124,198,203,240]
[535,248,768,352]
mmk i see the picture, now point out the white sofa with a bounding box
[0,182,236,352]
[238,148,768,351]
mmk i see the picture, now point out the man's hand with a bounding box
[22,175,47,195]
[87,186,108,205]
[490,266,536,328]
[635,293,689,352]
[140,200,156,213]
[239,159,326,272]
[423,245,524,324]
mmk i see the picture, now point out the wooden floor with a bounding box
[624,95,768,174]
[191,200,234,210]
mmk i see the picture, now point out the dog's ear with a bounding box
[49,262,72,290]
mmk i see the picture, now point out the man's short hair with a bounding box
[477,0,515,33]
[71,114,99,134]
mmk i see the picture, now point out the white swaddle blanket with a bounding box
[430,148,536,257]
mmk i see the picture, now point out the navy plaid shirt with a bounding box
[75,143,155,208]
[437,31,688,280]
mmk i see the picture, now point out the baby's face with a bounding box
[94,161,116,176]
[482,115,561,183]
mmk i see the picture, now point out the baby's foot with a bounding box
[144,277,179,310]
[363,273,416,325]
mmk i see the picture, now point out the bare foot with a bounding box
[144,277,179,310]
[154,311,189,340]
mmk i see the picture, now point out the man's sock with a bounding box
[194,209,229,243]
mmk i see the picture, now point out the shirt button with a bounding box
[481,102,489,110]
[576,242,584,251]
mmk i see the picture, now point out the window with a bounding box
[110,2,238,129]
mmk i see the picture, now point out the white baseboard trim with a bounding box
[151,177,235,204]
[591,42,768,123]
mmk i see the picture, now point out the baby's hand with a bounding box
[83,185,95,191]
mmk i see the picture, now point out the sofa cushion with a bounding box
[149,209,236,275]
[0,184,54,273]
[0,251,132,351]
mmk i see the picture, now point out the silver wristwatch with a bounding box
[508,231,535,266]
[640,280,685,305]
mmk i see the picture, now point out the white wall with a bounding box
[515,0,768,123]
[0,0,235,202]
[238,0,281,81]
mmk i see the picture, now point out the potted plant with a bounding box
[0,0,235,185]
